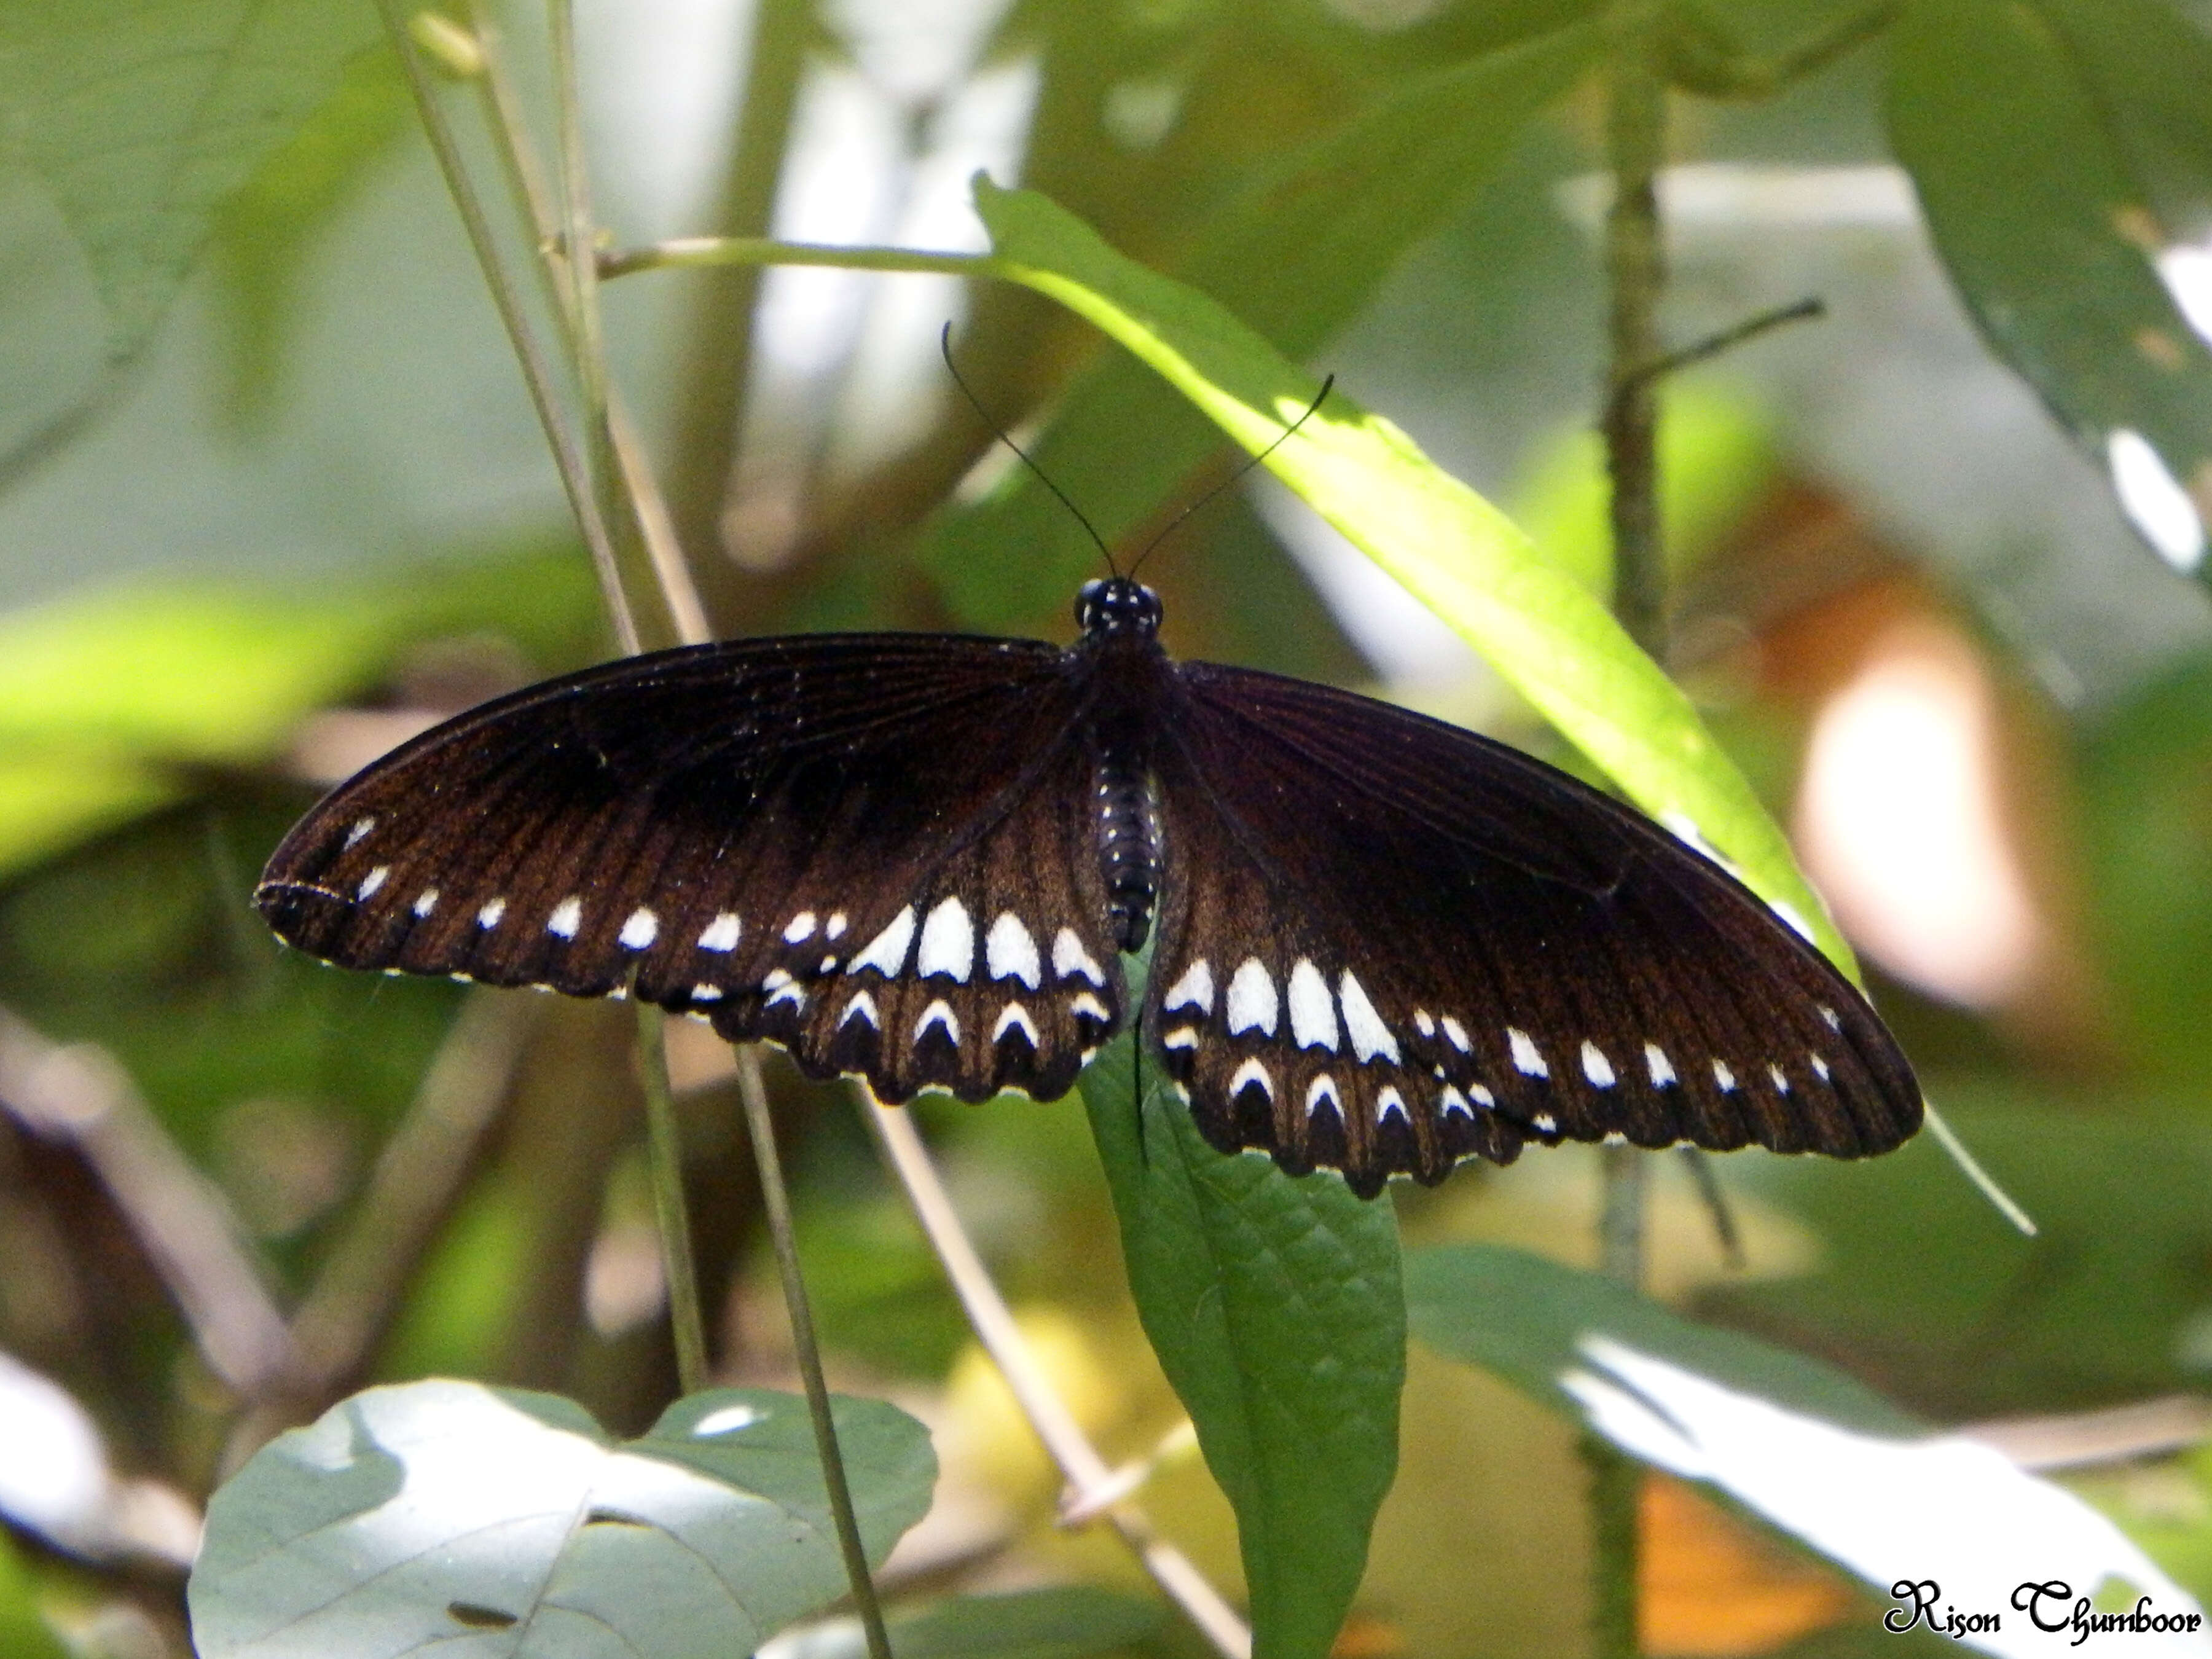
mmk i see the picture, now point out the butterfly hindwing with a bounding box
[255,634,1123,1104]
[1145,662,1921,1198]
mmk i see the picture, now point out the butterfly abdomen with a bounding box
[1092,718,1162,953]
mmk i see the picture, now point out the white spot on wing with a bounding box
[1508,1027,1547,1078]
[1338,970,1400,1064]
[1053,928,1107,986]
[1376,1086,1408,1124]
[1069,991,1110,1024]
[992,1003,1039,1047]
[549,896,582,938]
[1581,1041,1616,1088]
[1163,958,1214,1014]
[1811,1054,1832,1081]
[850,906,916,976]
[825,912,848,940]
[1226,960,1279,1036]
[1768,1064,1791,1094]
[1440,1085,1472,1118]
[1288,960,1339,1051]
[1305,1074,1342,1118]
[1533,1112,1558,1134]
[699,912,741,952]
[619,908,659,949]
[691,984,723,1002]
[985,912,1041,987]
[412,888,439,918]
[477,897,506,928]
[344,816,376,849]
[915,999,960,1043]
[764,969,806,1011]
[1713,1059,1738,1092]
[839,991,879,1030]
[1414,1009,1435,1038]
[1163,1026,1198,1050]
[1819,1005,1840,1031]
[356,866,389,900]
[919,897,975,981]
[1230,1057,1273,1102]
[1470,1083,1496,1107]
[1442,1016,1472,1053]
[783,912,817,944]
[1645,1043,1677,1087]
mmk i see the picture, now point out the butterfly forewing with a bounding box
[258,576,1921,1197]
[1145,662,1920,1198]
[256,634,1123,1105]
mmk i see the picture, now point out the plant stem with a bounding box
[636,1008,709,1394]
[602,236,992,281]
[371,0,631,652]
[1592,4,1669,1653]
[732,1048,894,1659]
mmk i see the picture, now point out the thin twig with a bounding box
[371,0,638,654]
[865,1098,1253,1659]
[734,1049,895,1659]
[0,1009,294,1397]
[602,236,990,281]
[463,4,710,645]
[636,1008,710,1393]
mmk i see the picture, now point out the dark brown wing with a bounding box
[1145,662,1921,1198]
[255,635,1124,1104]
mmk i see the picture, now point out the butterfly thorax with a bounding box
[1073,578,1169,952]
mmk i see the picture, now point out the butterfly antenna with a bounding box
[939,323,1121,576]
[1127,374,1335,579]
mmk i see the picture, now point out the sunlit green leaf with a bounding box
[973,177,1854,971]
[0,0,384,361]
[1081,954,1402,1659]
[1408,1243,2206,1636]
[0,751,183,881]
[1887,0,2212,577]
[189,1381,935,1659]
[924,26,1598,635]
[777,1587,1165,1659]
[0,1532,69,1659]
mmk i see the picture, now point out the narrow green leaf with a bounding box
[0,0,383,360]
[922,26,1599,635]
[973,177,1854,971]
[1887,0,2212,577]
[189,1381,936,1659]
[1081,955,1403,1659]
[0,1532,69,1659]
[2032,0,2212,222]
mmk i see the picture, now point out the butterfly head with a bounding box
[1076,577,1162,641]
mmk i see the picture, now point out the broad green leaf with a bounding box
[0,0,384,362]
[2032,0,2212,224]
[1886,0,2212,578]
[1407,1244,2206,1647]
[1081,954,1402,1659]
[189,1381,935,1659]
[211,42,410,426]
[772,1587,1165,1659]
[0,751,183,880]
[923,25,1598,635]
[972,178,1854,971]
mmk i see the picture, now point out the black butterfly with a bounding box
[256,575,1921,1198]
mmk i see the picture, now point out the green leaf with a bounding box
[922,25,1599,635]
[188,1381,936,1659]
[1886,0,2212,577]
[0,0,385,363]
[2031,0,2212,225]
[1407,1243,2206,1632]
[973,176,1855,972]
[1080,954,1403,1659]
[1405,1243,1917,1437]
